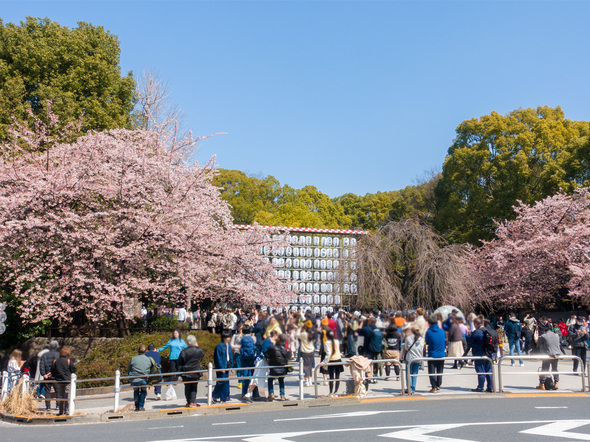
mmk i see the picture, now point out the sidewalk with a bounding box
[32,355,587,418]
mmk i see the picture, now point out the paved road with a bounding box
[2,395,590,441]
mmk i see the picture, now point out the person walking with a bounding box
[158,329,187,381]
[128,345,153,411]
[178,334,205,407]
[425,315,445,393]
[212,330,233,403]
[467,318,493,392]
[53,347,76,415]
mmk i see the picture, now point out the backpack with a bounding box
[368,328,384,354]
[544,374,556,390]
[240,336,257,362]
[482,327,500,355]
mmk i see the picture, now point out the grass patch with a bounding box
[76,330,220,387]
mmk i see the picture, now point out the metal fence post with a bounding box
[405,361,411,395]
[69,373,77,415]
[399,361,405,396]
[490,357,497,393]
[1,371,8,401]
[113,370,120,412]
[22,374,30,395]
[313,366,319,399]
[497,357,504,392]
[298,358,304,401]
[207,363,213,406]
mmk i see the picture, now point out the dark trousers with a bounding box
[428,359,444,389]
[474,359,492,391]
[168,359,179,382]
[540,358,559,383]
[131,380,147,409]
[184,379,198,404]
[56,382,70,415]
[572,347,587,372]
[43,382,57,410]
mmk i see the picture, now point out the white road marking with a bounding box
[149,425,185,430]
[535,406,568,409]
[521,420,590,440]
[380,423,472,441]
[274,410,416,422]
[212,421,247,426]
[147,419,590,441]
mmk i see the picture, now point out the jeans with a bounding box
[474,359,492,391]
[408,361,420,393]
[132,380,148,409]
[212,371,230,401]
[427,359,444,389]
[508,338,523,365]
[347,334,357,356]
[267,377,285,396]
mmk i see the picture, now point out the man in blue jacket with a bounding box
[504,313,524,367]
[425,315,445,393]
[467,317,493,392]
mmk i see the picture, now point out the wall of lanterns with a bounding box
[261,231,363,314]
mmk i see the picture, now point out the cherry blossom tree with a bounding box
[0,115,289,329]
[474,188,590,311]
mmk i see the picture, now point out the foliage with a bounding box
[356,219,479,311]
[214,169,352,228]
[0,115,289,326]
[474,188,590,311]
[435,106,590,244]
[0,17,136,141]
[0,378,38,416]
[76,330,219,387]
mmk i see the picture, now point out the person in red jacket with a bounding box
[557,318,569,347]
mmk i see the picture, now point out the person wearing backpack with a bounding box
[505,313,524,367]
[467,317,493,392]
[424,315,446,393]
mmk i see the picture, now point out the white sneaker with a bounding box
[156,393,161,400]
[520,363,525,367]
[511,362,515,367]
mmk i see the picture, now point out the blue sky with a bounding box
[2,1,590,197]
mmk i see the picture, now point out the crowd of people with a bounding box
[3,306,589,413]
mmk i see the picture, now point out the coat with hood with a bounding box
[424,323,446,358]
[504,318,522,341]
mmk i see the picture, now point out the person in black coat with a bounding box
[39,340,60,411]
[53,347,76,416]
[178,334,205,407]
[265,333,290,402]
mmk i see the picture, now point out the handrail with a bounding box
[313,358,405,399]
[404,356,496,394]
[497,354,586,392]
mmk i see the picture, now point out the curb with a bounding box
[2,391,589,425]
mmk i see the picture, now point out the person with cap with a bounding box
[39,340,60,411]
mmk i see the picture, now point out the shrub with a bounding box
[77,330,220,387]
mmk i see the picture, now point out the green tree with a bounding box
[435,106,590,244]
[0,17,136,140]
